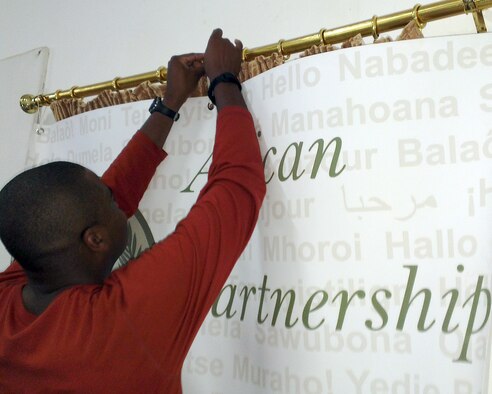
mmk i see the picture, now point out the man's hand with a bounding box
[204,29,246,110]
[204,29,243,80]
[165,53,205,111]
[142,53,203,148]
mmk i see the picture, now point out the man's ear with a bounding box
[82,225,110,253]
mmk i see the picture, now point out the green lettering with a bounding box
[302,290,328,330]
[211,284,237,318]
[309,137,345,178]
[263,147,277,184]
[333,289,365,330]
[270,289,298,328]
[397,265,435,332]
[365,289,391,330]
[278,142,305,181]
[456,276,491,362]
[181,153,212,193]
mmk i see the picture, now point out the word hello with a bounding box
[262,62,321,99]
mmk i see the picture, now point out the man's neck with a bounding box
[21,283,68,315]
[22,263,104,315]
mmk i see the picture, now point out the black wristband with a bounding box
[207,72,242,105]
[149,97,180,121]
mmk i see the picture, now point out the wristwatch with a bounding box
[148,97,180,121]
[207,72,242,105]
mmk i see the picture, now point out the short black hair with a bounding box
[0,162,101,272]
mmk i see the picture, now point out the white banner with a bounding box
[28,34,492,393]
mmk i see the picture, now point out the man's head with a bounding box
[0,162,127,283]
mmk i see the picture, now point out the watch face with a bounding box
[149,98,160,113]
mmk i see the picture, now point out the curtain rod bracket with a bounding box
[473,11,487,32]
[464,0,488,32]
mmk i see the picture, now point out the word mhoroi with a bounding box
[212,265,489,363]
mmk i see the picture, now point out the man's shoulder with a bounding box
[1,262,26,283]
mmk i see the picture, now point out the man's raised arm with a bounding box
[102,54,205,217]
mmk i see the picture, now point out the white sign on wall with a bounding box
[0,47,49,267]
[28,33,492,393]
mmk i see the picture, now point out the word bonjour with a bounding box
[212,265,489,363]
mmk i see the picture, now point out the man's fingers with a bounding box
[211,28,223,40]
[193,64,205,79]
[234,39,243,52]
[191,59,205,72]
[180,53,204,60]
[174,53,204,66]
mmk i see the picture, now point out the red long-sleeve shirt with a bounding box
[0,106,266,393]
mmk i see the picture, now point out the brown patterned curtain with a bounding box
[50,21,423,121]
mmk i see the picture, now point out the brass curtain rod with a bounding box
[20,0,492,114]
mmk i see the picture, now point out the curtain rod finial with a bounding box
[20,94,39,114]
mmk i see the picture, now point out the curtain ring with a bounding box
[241,48,248,62]
[412,4,427,30]
[318,28,327,45]
[371,15,379,40]
[112,78,120,91]
[277,39,290,61]
[69,86,79,99]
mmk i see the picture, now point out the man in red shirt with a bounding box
[0,29,265,393]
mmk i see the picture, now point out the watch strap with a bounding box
[207,72,242,105]
[149,97,180,121]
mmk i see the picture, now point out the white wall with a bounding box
[1,0,489,95]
